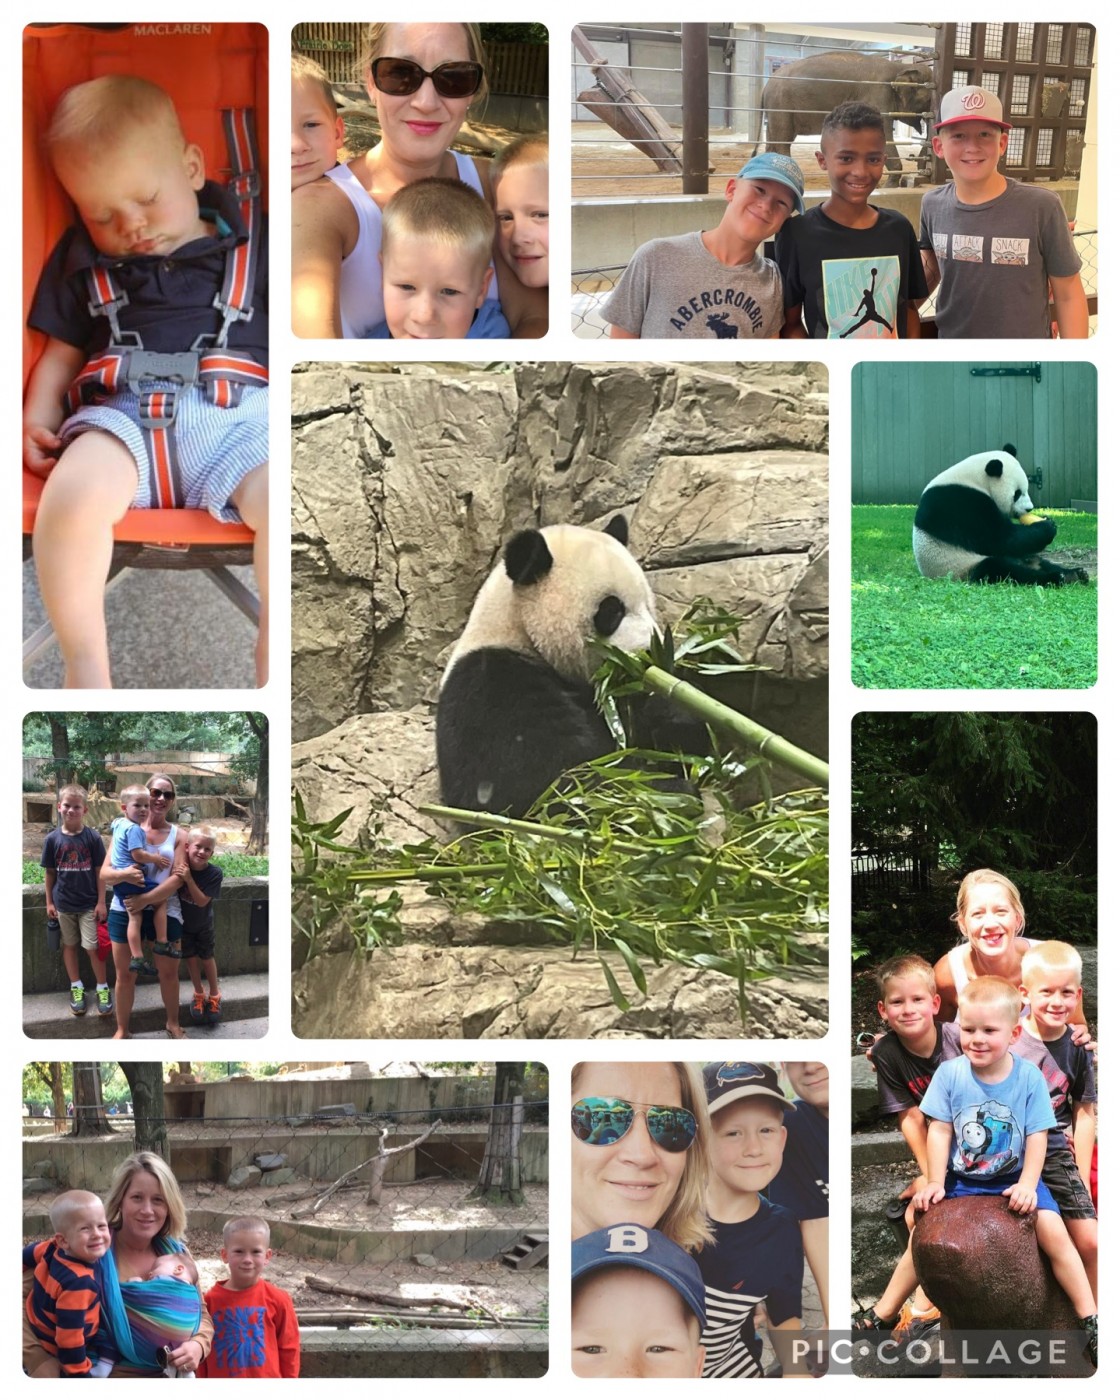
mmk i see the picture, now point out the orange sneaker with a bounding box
[206,991,222,1025]
[892,1301,940,1344]
[189,991,206,1024]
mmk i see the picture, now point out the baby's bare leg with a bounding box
[230,463,268,686]
[126,910,144,959]
[32,432,136,688]
[153,903,168,944]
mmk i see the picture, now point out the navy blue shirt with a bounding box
[766,1099,829,1220]
[29,180,268,365]
[178,862,223,937]
[40,826,106,913]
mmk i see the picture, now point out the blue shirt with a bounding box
[920,1053,1056,1180]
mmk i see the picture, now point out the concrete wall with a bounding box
[572,180,1081,270]
[23,878,269,992]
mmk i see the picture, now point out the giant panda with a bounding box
[912,445,1088,585]
[437,515,700,818]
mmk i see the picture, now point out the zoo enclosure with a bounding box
[851,361,1097,506]
[571,21,1094,194]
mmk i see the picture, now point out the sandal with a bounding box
[152,942,182,959]
[852,1304,900,1332]
[128,955,146,973]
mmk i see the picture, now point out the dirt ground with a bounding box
[22,817,254,863]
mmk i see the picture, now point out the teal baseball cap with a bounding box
[735,152,805,214]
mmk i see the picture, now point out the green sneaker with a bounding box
[96,986,114,1017]
[69,985,86,1016]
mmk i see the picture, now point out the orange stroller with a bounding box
[22,22,268,672]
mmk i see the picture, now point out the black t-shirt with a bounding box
[870,1021,962,1116]
[178,862,224,936]
[766,1099,829,1219]
[775,203,928,338]
[40,826,106,913]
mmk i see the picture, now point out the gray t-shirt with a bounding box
[918,178,1082,339]
[603,231,783,339]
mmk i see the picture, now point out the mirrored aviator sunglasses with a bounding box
[371,57,483,100]
[571,1096,697,1153]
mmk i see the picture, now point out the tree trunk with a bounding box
[471,1063,526,1204]
[71,1063,111,1135]
[47,1063,67,1126]
[49,716,72,792]
[121,1062,169,1157]
[246,712,268,854]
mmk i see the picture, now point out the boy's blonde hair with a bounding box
[291,52,336,111]
[47,75,186,165]
[58,784,89,805]
[958,974,1022,1024]
[1021,940,1082,986]
[359,23,488,103]
[105,1152,188,1243]
[50,1189,103,1235]
[223,1215,270,1245]
[188,824,217,843]
[952,868,1026,938]
[120,784,150,804]
[492,133,548,184]
[875,953,936,997]
[382,178,495,275]
[571,1063,714,1254]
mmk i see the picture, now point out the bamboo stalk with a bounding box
[642,665,830,787]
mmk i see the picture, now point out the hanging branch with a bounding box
[291,1119,441,1219]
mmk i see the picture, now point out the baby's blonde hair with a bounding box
[952,868,1026,938]
[382,178,494,275]
[958,974,1022,1024]
[875,953,936,997]
[291,52,336,111]
[1021,940,1082,987]
[492,133,548,184]
[47,75,186,166]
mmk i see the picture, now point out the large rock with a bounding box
[292,945,827,1040]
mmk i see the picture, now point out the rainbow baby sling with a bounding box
[97,1244,201,1371]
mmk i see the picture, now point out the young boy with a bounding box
[776,102,928,338]
[291,53,344,190]
[176,825,225,1026]
[572,1223,707,1378]
[23,75,269,688]
[919,86,1087,339]
[913,976,1097,1362]
[110,786,171,971]
[492,134,548,289]
[698,1062,810,1378]
[769,1063,829,1322]
[371,178,509,340]
[604,152,803,339]
[23,1190,112,1377]
[40,784,110,1017]
[1015,941,1097,1301]
[855,955,961,1337]
[199,1217,300,1377]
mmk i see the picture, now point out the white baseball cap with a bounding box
[936,85,1011,131]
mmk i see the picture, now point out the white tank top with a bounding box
[325,151,499,338]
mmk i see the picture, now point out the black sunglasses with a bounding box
[571,1096,698,1153]
[371,57,483,100]
[149,789,174,800]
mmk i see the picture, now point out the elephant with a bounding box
[759,52,935,172]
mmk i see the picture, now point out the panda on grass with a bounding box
[913,444,1088,586]
[437,515,704,818]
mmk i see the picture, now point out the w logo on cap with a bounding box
[961,89,986,110]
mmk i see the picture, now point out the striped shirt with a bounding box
[23,1240,100,1375]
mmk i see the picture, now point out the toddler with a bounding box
[23,1190,112,1377]
[110,785,170,969]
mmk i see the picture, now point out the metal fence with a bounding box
[572,227,1099,339]
[23,1101,549,1378]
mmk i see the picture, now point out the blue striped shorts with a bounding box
[60,384,268,522]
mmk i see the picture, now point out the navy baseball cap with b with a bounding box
[735,152,805,214]
[572,1224,707,1329]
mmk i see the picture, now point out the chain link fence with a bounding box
[24,1073,548,1378]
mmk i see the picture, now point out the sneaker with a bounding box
[1081,1315,1098,1368]
[68,985,86,1016]
[190,991,207,1024]
[96,986,114,1017]
[206,991,222,1025]
[892,1302,941,1345]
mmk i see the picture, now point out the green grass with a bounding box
[852,506,1097,689]
[22,854,268,885]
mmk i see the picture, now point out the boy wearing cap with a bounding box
[919,86,1087,338]
[698,1063,810,1377]
[571,1223,706,1378]
[604,153,802,339]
